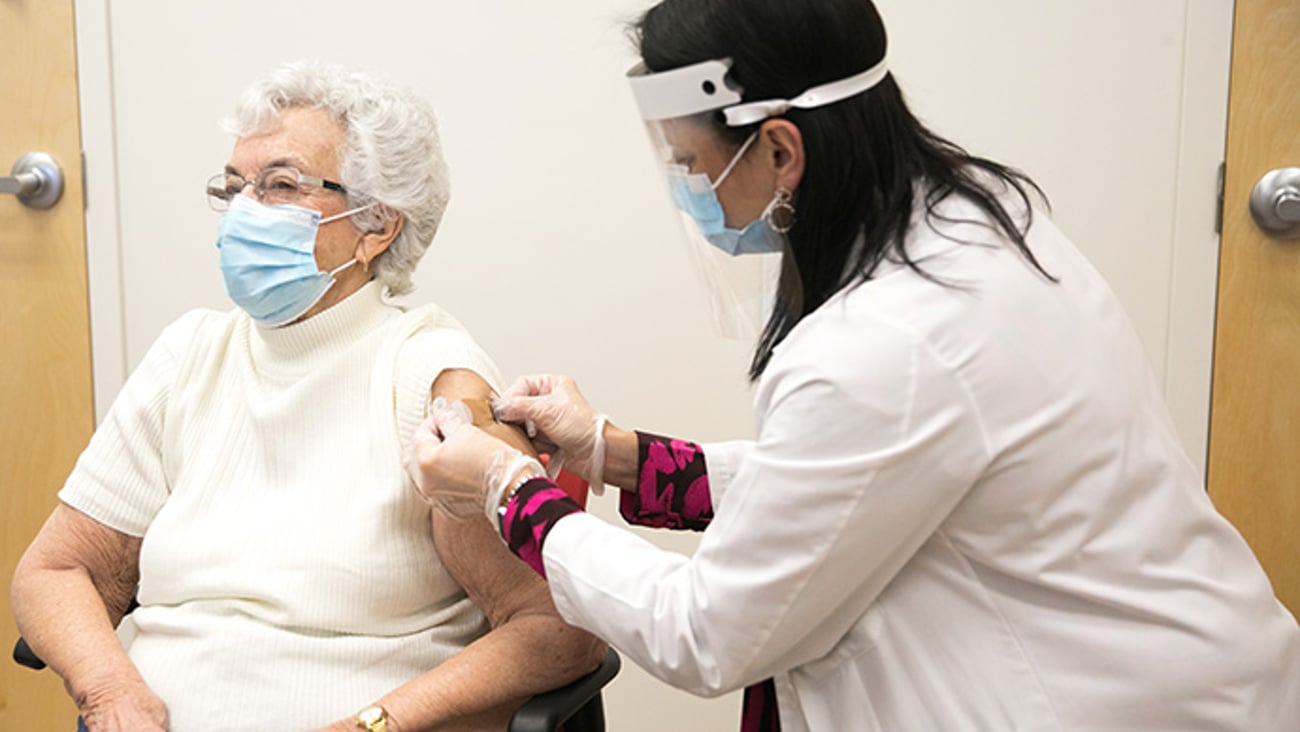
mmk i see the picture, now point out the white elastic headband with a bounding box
[722,55,890,126]
[628,59,744,121]
[628,55,890,127]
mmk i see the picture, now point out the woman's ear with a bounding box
[760,119,806,192]
[356,207,404,265]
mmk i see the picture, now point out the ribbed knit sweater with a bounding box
[59,282,501,731]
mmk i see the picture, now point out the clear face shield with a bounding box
[629,60,789,340]
[627,55,890,340]
[650,116,792,339]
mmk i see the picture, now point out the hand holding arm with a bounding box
[494,374,639,491]
[405,396,545,521]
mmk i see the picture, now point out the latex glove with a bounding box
[493,375,609,494]
[404,397,544,521]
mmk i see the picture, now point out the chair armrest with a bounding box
[13,637,47,670]
[508,647,621,732]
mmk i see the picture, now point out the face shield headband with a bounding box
[627,55,890,127]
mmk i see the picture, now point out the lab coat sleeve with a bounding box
[540,314,992,696]
[698,440,754,510]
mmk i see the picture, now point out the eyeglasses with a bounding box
[206,166,348,212]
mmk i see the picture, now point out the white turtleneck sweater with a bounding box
[59,282,501,731]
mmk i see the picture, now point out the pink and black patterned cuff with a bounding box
[619,431,715,531]
[500,478,583,579]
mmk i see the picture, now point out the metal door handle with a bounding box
[1,151,64,210]
[1249,167,1300,239]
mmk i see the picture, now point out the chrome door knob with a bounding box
[1249,167,1300,239]
[0,152,64,209]
[0,151,64,210]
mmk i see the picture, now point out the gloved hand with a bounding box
[404,397,544,521]
[493,375,609,494]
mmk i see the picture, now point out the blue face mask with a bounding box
[216,195,370,327]
[665,132,792,256]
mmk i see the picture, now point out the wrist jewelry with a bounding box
[355,704,388,732]
[486,454,545,523]
[496,469,544,535]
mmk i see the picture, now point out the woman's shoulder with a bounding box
[169,306,237,331]
[391,305,486,360]
[387,304,504,444]
[389,303,503,391]
[149,306,241,361]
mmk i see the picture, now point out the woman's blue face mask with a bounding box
[665,132,788,256]
[215,195,370,326]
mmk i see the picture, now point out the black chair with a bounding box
[14,629,620,732]
[508,646,620,732]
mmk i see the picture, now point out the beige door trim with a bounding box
[1162,0,1234,478]
[74,0,128,421]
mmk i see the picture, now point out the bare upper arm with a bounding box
[16,503,142,623]
[428,369,555,627]
[430,368,537,457]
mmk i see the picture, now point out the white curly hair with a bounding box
[223,60,450,296]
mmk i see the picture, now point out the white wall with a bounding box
[75,1,1231,730]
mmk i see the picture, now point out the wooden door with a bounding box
[0,0,93,727]
[1208,0,1300,617]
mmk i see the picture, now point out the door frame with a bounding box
[1163,0,1234,477]
[74,0,126,419]
[73,1,1236,476]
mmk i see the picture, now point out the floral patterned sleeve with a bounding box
[619,430,715,531]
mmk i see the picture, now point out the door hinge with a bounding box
[1214,161,1225,235]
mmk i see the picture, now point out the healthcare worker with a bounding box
[406,0,1300,730]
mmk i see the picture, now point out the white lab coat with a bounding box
[541,194,1300,731]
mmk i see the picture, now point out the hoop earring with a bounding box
[764,187,796,234]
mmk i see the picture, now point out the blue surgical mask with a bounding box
[665,132,790,256]
[216,195,370,327]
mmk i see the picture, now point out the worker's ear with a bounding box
[758,119,805,192]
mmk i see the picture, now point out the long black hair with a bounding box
[634,0,1054,380]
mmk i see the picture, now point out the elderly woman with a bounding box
[11,61,602,732]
